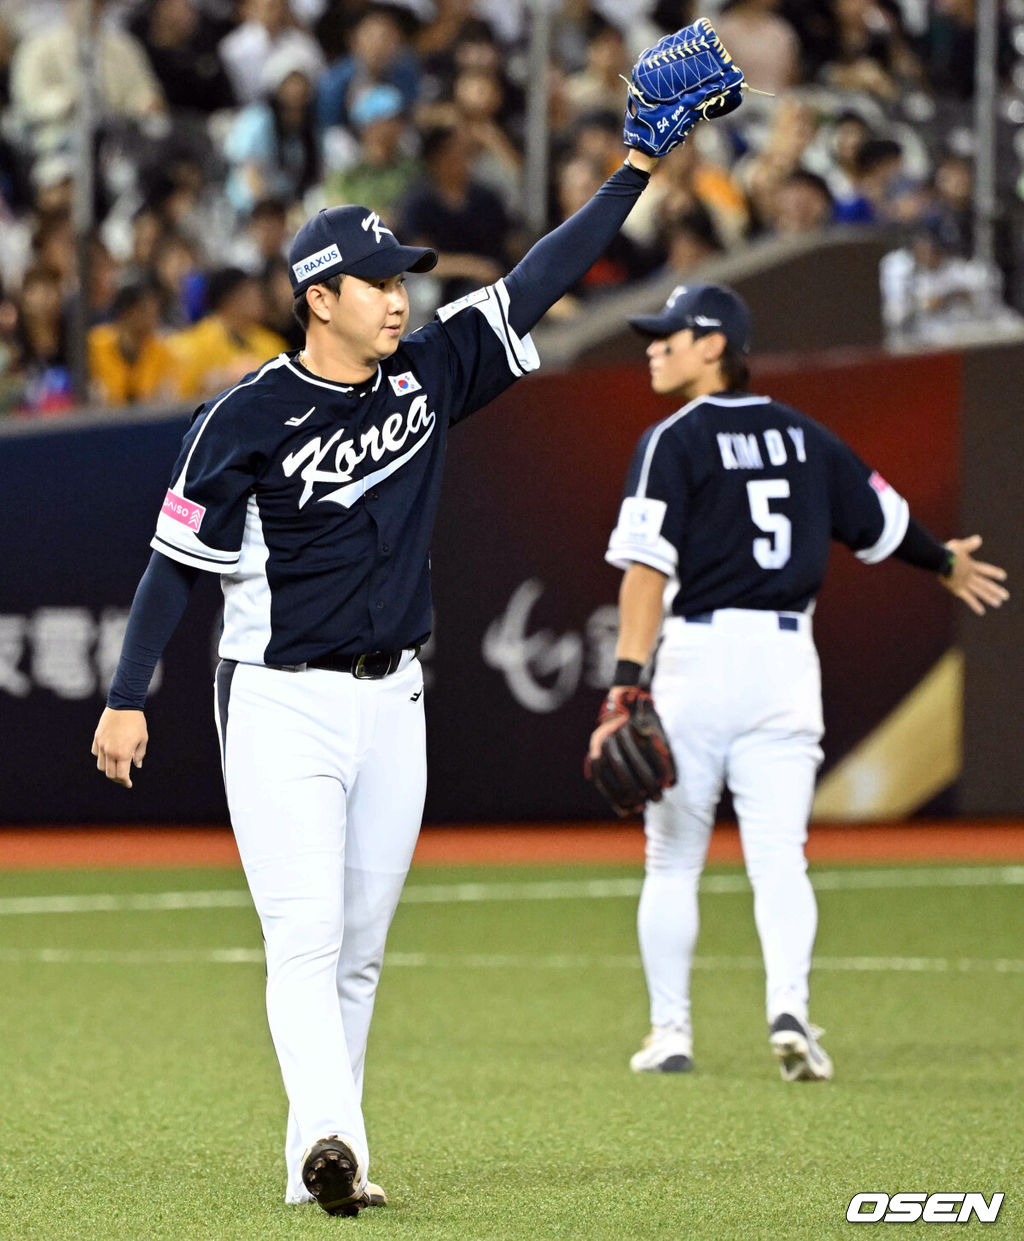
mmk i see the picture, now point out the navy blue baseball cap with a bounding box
[628,283,751,353]
[288,205,438,294]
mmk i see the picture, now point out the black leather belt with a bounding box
[306,649,412,679]
[685,611,801,631]
[268,646,422,678]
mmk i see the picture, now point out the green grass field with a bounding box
[0,859,1021,1240]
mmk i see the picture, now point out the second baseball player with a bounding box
[591,282,1009,1081]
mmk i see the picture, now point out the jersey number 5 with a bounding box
[746,479,791,570]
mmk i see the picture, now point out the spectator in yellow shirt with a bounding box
[166,267,287,400]
[88,281,176,407]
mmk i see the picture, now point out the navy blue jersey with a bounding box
[152,280,538,665]
[606,392,909,614]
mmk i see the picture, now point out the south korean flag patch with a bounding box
[389,371,421,396]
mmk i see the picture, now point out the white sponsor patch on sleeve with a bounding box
[604,496,677,574]
[436,287,490,319]
[436,280,540,376]
[618,496,666,545]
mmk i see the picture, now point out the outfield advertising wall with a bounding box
[0,345,1014,825]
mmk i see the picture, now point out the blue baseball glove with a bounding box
[623,17,747,158]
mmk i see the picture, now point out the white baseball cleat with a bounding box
[769,1013,833,1081]
[629,1025,694,1073]
[365,1181,388,1207]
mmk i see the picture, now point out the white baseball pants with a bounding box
[215,655,425,1201]
[640,610,824,1035]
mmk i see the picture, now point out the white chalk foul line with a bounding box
[0,947,265,965]
[0,890,253,915]
[0,865,1023,916]
[0,947,1021,974]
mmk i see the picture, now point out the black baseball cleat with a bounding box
[301,1136,366,1216]
[769,1013,834,1081]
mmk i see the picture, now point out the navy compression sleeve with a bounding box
[504,161,651,337]
[891,514,951,575]
[106,552,200,709]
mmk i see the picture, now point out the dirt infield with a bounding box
[1,822,1023,870]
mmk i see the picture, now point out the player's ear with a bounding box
[699,331,727,364]
[306,284,333,326]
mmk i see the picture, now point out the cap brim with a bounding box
[627,313,675,338]
[344,245,438,280]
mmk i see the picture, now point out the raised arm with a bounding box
[503,152,656,338]
[504,13,751,337]
[92,552,200,787]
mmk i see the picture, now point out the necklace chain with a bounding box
[298,350,324,379]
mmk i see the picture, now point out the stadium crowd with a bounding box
[0,0,1017,415]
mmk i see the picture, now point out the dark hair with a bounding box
[651,0,695,34]
[573,108,621,138]
[110,280,159,320]
[664,204,724,253]
[585,11,621,41]
[420,125,459,165]
[718,341,750,392]
[268,93,320,198]
[784,168,833,203]
[293,273,344,331]
[250,197,289,222]
[206,266,255,312]
[833,109,870,129]
[453,17,499,48]
[854,138,902,177]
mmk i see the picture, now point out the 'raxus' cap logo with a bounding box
[292,244,342,282]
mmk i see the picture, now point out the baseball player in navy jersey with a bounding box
[593,282,1008,1082]
[90,145,663,1212]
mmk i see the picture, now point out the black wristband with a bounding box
[613,659,643,686]
[621,157,652,183]
[939,546,955,579]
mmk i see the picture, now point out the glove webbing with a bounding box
[643,18,731,67]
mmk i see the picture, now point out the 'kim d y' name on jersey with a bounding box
[606,392,909,615]
[151,280,538,666]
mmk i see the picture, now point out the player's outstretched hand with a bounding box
[92,707,148,789]
[941,535,1010,616]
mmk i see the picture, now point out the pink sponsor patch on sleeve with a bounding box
[869,471,889,493]
[162,490,206,532]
